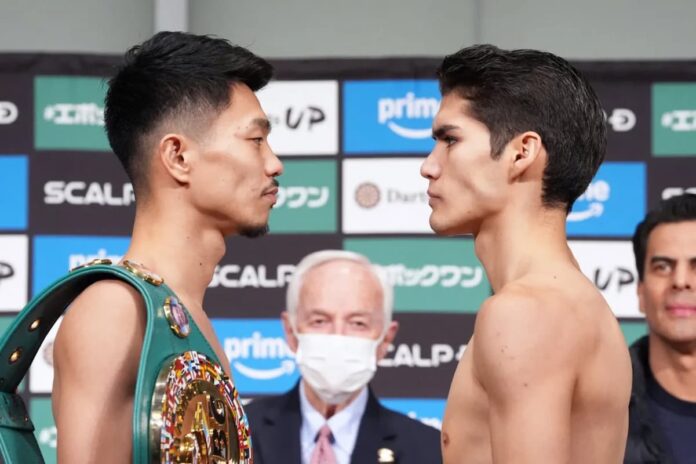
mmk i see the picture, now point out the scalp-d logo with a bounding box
[34,76,111,151]
[344,238,489,313]
[566,162,645,237]
[268,160,337,233]
[214,319,299,394]
[652,83,696,156]
[44,180,134,206]
[379,342,466,368]
[343,80,439,154]
[209,264,295,288]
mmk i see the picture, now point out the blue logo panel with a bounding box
[213,319,299,395]
[567,162,646,237]
[0,155,28,230]
[32,235,130,295]
[381,398,445,430]
[343,80,439,154]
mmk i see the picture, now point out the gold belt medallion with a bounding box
[150,351,252,463]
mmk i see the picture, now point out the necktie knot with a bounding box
[311,424,337,464]
[316,424,334,443]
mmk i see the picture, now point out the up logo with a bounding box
[275,186,330,209]
[566,162,646,237]
[214,319,299,394]
[569,241,641,318]
[255,80,338,155]
[343,80,440,154]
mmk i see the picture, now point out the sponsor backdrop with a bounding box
[1,54,694,459]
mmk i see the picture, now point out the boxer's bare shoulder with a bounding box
[53,280,146,463]
[442,271,631,464]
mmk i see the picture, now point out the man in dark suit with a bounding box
[246,250,442,464]
[625,193,696,463]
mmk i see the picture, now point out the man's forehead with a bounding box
[433,95,475,125]
[647,221,696,254]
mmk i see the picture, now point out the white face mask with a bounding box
[294,333,381,405]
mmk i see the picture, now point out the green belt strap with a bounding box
[0,263,224,463]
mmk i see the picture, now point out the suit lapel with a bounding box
[257,384,303,464]
[350,388,397,464]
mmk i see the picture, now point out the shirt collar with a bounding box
[299,381,369,455]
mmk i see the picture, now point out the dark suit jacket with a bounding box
[624,336,674,464]
[245,383,442,464]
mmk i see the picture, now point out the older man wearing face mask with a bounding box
[245,250,442,464]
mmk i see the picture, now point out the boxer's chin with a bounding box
[239,223,269,238]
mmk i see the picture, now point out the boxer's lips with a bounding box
[427,190,441,206]
[666,304,696,317]
[263,186,278,204]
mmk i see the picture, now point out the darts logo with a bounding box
[355,182,381,209]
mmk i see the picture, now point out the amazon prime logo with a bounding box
[568,180,610,222]
[378,92,439,139]
[223,328,298,393]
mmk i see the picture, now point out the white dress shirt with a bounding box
[299,381,369,464]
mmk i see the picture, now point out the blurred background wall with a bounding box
[1,0,695,59]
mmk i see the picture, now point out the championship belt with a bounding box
[0,260,253,463]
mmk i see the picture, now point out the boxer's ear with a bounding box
[508,131,542,181]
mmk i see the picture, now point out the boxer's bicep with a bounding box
[52,280,145,463]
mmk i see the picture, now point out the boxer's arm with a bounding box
[52,280,145,464]
[473,292,578,464]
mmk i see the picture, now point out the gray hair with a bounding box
[286,250,393,332]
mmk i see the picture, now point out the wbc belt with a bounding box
[0,259,252,463]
